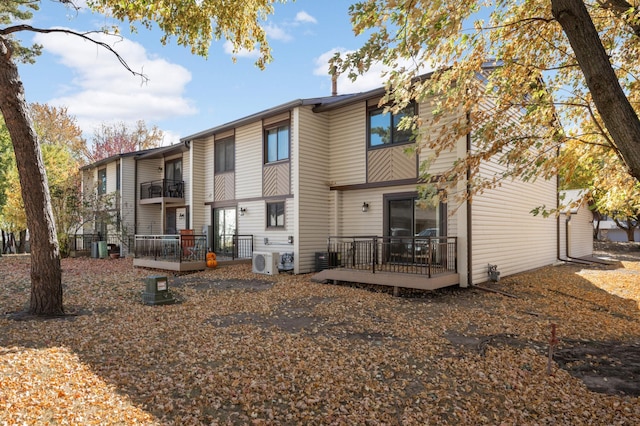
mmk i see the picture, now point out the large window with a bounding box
[165,158,182,182]
[116,161,120,191]
[368,103,416,147]
[265,124,289,163]
[97,168,107,195]
[266,201,285,228]
[215,137,235,173]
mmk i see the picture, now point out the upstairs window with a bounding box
[265,124,289,163]
[116,161,121,191]
[97,168,107,195]
[215,137,235,173]
[368,102,416,148]
[165,158,182,182]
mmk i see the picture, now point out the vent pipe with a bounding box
[331,66,338,96]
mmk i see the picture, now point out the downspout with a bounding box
[466,112,473,287]
[565,213,572,259]
[134,158,138,237]
[556,174,560,261]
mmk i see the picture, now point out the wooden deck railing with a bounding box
[327,235,457,277]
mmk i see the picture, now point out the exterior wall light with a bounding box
[362,202,369,213]
[239,207,247,216]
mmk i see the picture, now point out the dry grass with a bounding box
[1,250,639,425]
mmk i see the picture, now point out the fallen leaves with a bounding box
[0,249,639,424]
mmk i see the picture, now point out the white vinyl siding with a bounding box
[560,204,594,259]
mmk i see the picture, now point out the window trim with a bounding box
[97,168,107,195]
[367,102,417,149]
[164,157,183,182]
[263,121,290,164]
[266,201,286,229]
[215,137,235,174]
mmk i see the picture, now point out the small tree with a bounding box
[85,121,164,164]
[1,0,284,316]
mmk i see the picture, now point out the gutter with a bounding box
[466,112,473,287]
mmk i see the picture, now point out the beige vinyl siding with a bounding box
[120,157,136,254]
[418,103,466,176]
[295,106,331,273]
[235,122,263,199]
[237,199,295,254]
[136,159,163,234]
[189,141,206,234]
[202,137,215,238]
[203,137,215,204]
[328,103,366,186]
[105,161,118,194]
[470,155,557,284]
[560,205,593,259]
[81,170,95,234]
[236,200,262,237]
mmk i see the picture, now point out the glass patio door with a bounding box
[387,196,441,263]
[213,207,236,256]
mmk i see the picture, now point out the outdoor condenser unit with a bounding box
[252,252,279,275]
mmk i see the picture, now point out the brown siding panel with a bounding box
[214,173,235,201]
[263,163,290,197]
[368,145,417,182]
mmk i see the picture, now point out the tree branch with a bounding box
[0,25,147,82]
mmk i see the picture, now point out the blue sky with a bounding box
[16,0,390,144]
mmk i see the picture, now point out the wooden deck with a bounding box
[133,258,207,272]
[312,268,460,291]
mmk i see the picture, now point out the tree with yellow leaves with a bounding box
[0,0,284,316]
[332,0,640,204]
[1,104,83,255]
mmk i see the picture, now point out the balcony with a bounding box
[140,179,184,204]
[313,235,459,291]
[132,234,254,272]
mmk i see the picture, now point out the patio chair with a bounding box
[187,238,205,261]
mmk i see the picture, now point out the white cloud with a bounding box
[294,11,318,25]
[314,48,436,95]
[314,48,386,94]
[265,23,292,42]
[223,39,260,58]
[33,29,196,137]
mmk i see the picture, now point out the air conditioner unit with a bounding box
[252,251,279,275]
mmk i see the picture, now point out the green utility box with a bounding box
[142,275,176,305]
[98,241,108,259]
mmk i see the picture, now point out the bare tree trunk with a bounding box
[0,36,63,316]
[552,0,640,181]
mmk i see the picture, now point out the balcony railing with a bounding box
[216,234,254,259]
[134,234,254,263]
[69,233,134,255]
[140,179,184,200]
[134,234,207,263]
[327,235,457,277]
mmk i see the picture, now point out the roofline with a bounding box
[180,63,502,142]
[180,99,307,142]
[80,143,188,170]
[180,94,363,142]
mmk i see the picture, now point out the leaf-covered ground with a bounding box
[1,243,639,425]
